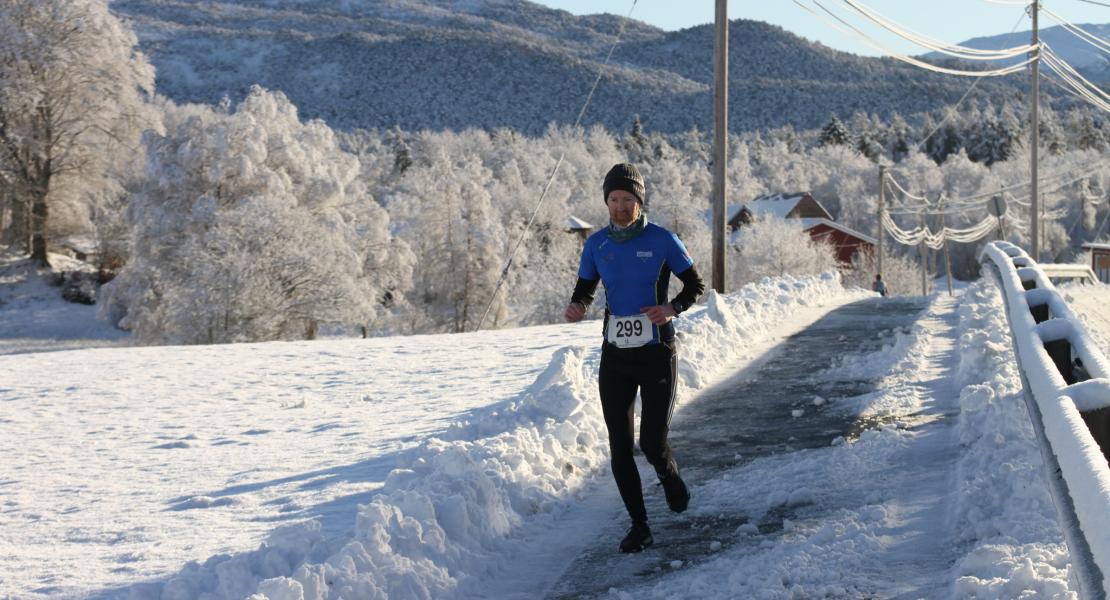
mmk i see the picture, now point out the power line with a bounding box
[1041,5,1110,54]
[883,164,1108,216]
[792,0,1037,76]
[1042,44,1110,112]
[839,0,1037,60]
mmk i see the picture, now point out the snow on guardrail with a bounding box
[980,240,1110,599]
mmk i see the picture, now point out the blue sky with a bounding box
[531,1,1108,57]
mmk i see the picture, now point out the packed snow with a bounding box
[2,268,1101,599]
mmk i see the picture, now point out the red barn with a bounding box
[729,192,875,266]
[798,218,876,265]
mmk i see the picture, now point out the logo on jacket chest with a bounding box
[636,250,653,262]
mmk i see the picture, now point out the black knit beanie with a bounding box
[602,163,646,205]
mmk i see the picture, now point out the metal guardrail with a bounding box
[980,241,1110,599]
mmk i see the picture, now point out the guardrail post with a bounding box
[1083,408,1110,466]
[1044,338,1074,383]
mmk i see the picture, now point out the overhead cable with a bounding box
[1041,6,1110,53]
[839,0,1038,60]
[794,0,1038,77]
[883,164,1107,216]
[1041,45,1110,112]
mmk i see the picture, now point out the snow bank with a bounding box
[949,279,1075,598]
[128,273,870,600]
[981,241,1110,597]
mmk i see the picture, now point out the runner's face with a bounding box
[606,190,641,227]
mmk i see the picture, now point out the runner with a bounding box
[564,163,705,553]
[873,273,888,297]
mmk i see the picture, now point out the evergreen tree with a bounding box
[623,114,650,162]
[818,115,852,147]
[386,126,413,175]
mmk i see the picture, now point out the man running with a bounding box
[564,163,705,553]
[872,273,888,297]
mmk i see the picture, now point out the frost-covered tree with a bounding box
[845,250,921,298]
[0,0,156,265]
[386,151,508,333]
[106,87,410,344]
[1069,111,1108,153]
[643,152,711,268]
[729,216,840,288]
[888,112,913,163]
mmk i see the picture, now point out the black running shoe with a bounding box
[660,472,690,513]
[619,522,653,553]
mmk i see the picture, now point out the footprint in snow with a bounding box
[152,441,192,450]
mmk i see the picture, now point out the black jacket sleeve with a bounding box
[670,266,705,314]
[570,276,600,309]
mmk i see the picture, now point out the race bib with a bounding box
[606,313,654,348]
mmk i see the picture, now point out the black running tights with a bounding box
[598,341,679,525]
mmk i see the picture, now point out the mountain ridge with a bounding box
[110,0,1104,134]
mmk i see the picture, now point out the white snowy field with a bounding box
[0,268,1088,599]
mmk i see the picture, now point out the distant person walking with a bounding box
[564,163,705,553]
[872,273,888,297]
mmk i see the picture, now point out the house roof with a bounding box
[730,192,835,224]
[745,192,811,220]
[566,215,593,230]
[798,218,877,245]
[1081,243,1110,251]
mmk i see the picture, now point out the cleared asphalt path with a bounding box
[545,297,930,599]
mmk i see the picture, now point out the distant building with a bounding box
[729,192,875,265]
[728,192,833,229]
[566,215,593,242]
[1081,243,1110,283]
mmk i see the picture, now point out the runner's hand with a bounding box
[565,302,586,323]
[640,304,675,325]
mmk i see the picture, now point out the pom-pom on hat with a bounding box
[603,163,646,205]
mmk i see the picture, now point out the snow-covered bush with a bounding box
[729,216,840,289]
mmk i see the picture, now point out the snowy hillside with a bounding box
[107,0,1061,134]
[2,271,1092,599]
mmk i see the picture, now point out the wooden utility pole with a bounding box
[877,165,886,277]
[1030,0,1041,261]
[711,0,728,293]
[919,212,928,296]
[939,196,954,296]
